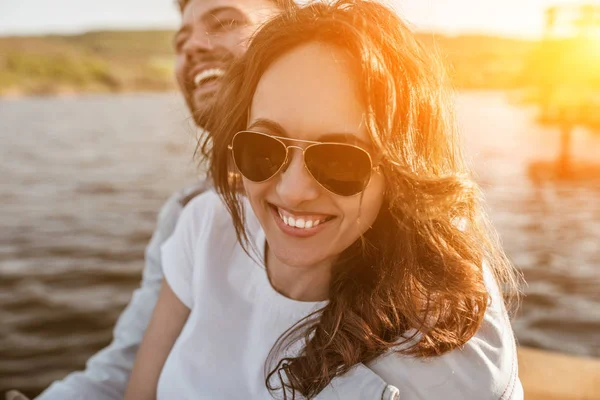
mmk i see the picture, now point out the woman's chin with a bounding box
[269,245,330,270]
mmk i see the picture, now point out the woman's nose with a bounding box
[276,149,320,208]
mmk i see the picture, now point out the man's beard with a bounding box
[182,49,237,129]
[186,90,216,129]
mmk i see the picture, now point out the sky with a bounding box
[1,0,599,38]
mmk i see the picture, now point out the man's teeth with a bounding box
[278,211,325,229]
[194,68,225,87]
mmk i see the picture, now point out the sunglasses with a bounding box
[228,130,377,197]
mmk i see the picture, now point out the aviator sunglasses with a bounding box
[228,130,377,197]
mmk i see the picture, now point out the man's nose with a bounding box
[276,149,321,208]
[182,30,214,57]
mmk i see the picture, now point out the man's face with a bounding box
[174,0,279,127]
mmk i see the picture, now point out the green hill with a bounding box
[0,30,536,96]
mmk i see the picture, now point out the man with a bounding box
[35,0,282,398]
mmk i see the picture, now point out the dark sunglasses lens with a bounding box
[305,144,372,196]
[232,132,286,182]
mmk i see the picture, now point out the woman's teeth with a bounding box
[277,210,326,229]
[194,68,225,87]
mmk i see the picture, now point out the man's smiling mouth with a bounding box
[193,68,225,87]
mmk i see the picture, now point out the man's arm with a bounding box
[36,184,204,400]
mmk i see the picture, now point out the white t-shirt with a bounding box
[157,190,523,400]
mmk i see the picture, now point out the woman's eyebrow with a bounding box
[247,119,289,137]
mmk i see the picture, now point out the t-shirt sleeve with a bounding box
[160,190,217,309]
[367,267,523,400]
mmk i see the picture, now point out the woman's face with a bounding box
[243,42,385,270]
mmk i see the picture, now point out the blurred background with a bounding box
[1,0,599,398]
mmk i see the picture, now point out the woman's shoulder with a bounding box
[165,190,234,255]
[179,189,232,229]
[367,331,521,400]
[180,190,260,248]
[366,270,523,400]
[182,188,223,218]
[368,334,521,400]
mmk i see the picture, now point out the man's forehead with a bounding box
[182,0,265,19]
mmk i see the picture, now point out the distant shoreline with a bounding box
[0,87,513,101]
[0,87,177,100]
[0,30,536,98]
[0,87,522,103]
[0,83,178,99]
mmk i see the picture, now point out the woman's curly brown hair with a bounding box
[198,0,522,398]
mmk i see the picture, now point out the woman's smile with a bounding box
[268,202,336,238]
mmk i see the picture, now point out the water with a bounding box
[0,92,598,397]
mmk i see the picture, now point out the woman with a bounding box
[125,1,523,399]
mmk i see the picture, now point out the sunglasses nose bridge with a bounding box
[286,144,304,152]
[279,144,304,172]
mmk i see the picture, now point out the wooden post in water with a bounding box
[558,116,572,178]
[534,3,600,180]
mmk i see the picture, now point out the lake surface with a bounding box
[1,92,598,397]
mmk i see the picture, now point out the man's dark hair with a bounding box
[177,0,294,13]
[176,0,189,12]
